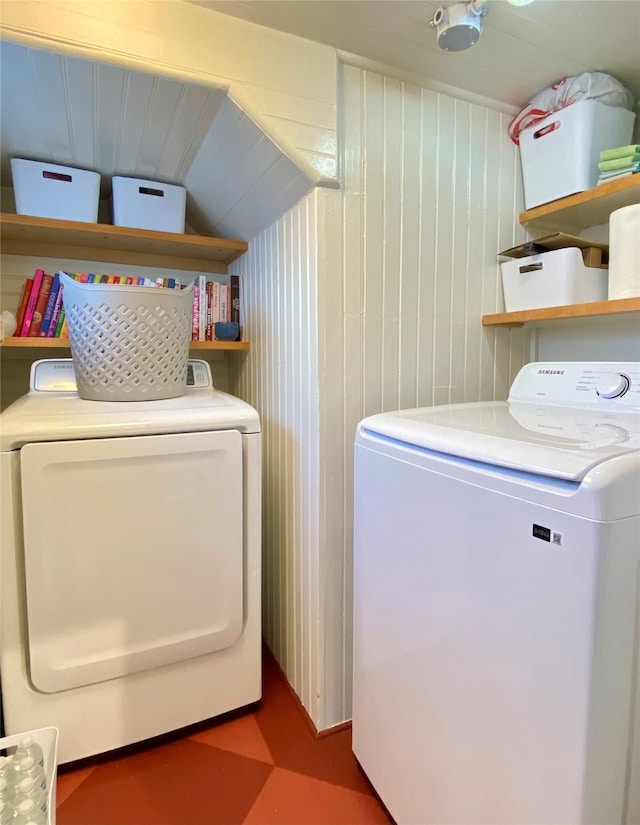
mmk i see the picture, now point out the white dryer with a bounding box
[353,361,640,825]
[0,359,261,764]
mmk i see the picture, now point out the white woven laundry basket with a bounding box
[60,274,193,401]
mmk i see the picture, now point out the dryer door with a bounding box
[20,429,244,693]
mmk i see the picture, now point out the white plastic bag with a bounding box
[508,72,634,144]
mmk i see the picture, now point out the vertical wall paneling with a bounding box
[361,70,384,419]
[228,63,529,732]
[229,192,322,724]
[317,186,348,725]
[416,86,437,407]
[330,65,529,726]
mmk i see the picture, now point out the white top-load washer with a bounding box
[0,359,261,764]
[353,362,640,825]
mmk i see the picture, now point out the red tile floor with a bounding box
[56,647,394,825]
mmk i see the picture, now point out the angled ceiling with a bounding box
[188,0,640,112]
[0,41,314,242]
[2,3,638,244]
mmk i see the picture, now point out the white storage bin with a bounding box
[112,177,186,233]
[60,274,193,401]
[11,159,100,223]
[519,100,635,209]
[500,247,608,312]
[0,726,58,825]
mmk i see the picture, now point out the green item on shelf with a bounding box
[598,153,640,172]
[600,144,640,162]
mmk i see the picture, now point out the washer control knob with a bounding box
[596,373,630,399]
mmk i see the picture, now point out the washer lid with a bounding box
[0,388,260,450]
[358,401,640,481]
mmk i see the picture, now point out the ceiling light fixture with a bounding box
[429,0,534,52]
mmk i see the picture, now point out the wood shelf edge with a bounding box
[482,297,640,327]
[519,176,640,226]
[1,338,250,351]
[189,340,250,351]
[0,212,248,268]
[1,337,71,348]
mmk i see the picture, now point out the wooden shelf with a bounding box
[483,297,640,328]
[0,213,248,273]
[1,338,250,351]
[519,176,640,232]
[189,340,249,351]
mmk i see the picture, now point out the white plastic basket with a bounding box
[112,176,186,233]
[0,726,59,825]
[518,100,635,209]
[60,274,193,401]
[11,158,100,223]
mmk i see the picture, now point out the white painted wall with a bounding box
[531,223,640,363]
[532,317,640,362]
[229,192,323,722]
[229,64,530,731]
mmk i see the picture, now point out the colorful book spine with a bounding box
[220,282,229,323]
[205,280,214,341]
[29,272,55,336]
[15,278,33,336]
[192,285,200,340]
[198,275,207,341]
[20,268,45,336]
[54,306,66,338]
[229,275,240,324]
[39,273,61,337]
[46,285,64,337]
[212,281,220,325]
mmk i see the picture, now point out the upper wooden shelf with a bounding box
[1,337,250,351]
[482,297,640,328]
[519,175,640,232]
[0,213,248,273]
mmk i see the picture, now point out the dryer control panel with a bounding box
[30,359,213,392]
[509,362,640,411]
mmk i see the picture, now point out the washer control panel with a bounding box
[508,362,640,410]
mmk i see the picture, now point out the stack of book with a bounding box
[597,144,640,186]
[14,269,67,338]
[13,270,188,339]
[192,274,241,342]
